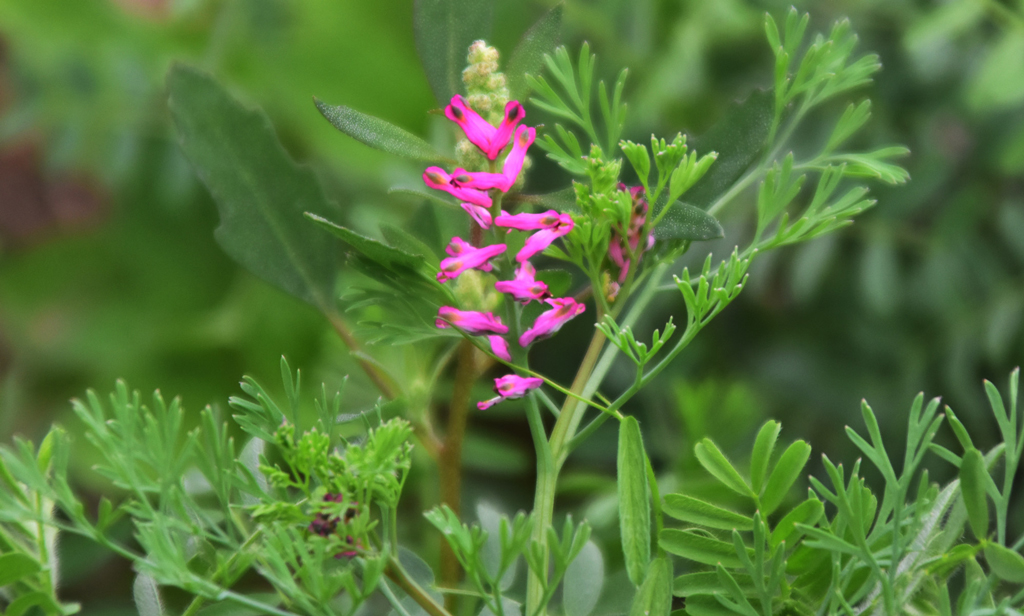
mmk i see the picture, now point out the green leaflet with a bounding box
[662,494,754,531]
[750,420,781,493]
[314,99,449,163]
[563,540,604,616]
[983,542,1024,584]
[168,64,340,311]
[660,529,751,568]
[0,553,41,586]
[770,497,823,548]
[695,438,754,498]
[305,214,423,272]
[618,416,651,587]
[760,440,811,515]
[414,0,494,105]
[627,557,672,616]
[133,573,164,616]
[506,4,563,100]
[959,448,990,541]
[652,202,725,241]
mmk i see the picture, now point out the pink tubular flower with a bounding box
[445,96,525,160]
[424,167,491,207]
[516,219,574,262]
[460,203,493,229]
[494,209,565,230]
[519,298,586,346]
[437,238,506,282]
[477,374,544,410]
[609,184,656,282]
[436,307,508,335]
[451,126,536,194]
[494,261,550,304]
[488,335,511,361]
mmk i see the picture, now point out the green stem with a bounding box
[526,329,607,615]
[386,556,453,616]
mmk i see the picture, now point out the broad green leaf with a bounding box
[305,214,423,271]
[618,416,652,587]
[662,494,753,531]
[536,269,572,297]
[133,573,164,616]
[414,0,494,105]
[506,4,563,100]
[314,99,449,163]
[659,529,750,568]
[686,89,774,211]
[960,448,990,540]
[694,438,753,498]
[627,557,672,616]
[0,553,41,586]
[564,540,604,616]
[761,440,811,515]
[770,497,823,548]
[653,202,725,241]
[682,595,740,616]
[750,420,781,493]
[673,571,755,597]
[983,542,1024,583]
[168,65,339,310]
[380,224,438,262]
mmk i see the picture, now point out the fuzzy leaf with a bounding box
[660,529,749,568]
[662,494,754,531]
[627,557,672,616]
[305,214,423,271]
[506,4,563,100]
[414,0,494,105]
[564,540,604,616]
[618,416,652,587]
[770,496,823,548]
[168,64,340,310]
[133,573,164,616]
[653,202,725,241]
[314,99,449,163]
[686,89,774,210]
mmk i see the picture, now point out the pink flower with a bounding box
[609,184,655,282]
[517,220,574,262]
[451,126,536,194]
[494,261,550,304]
[494,209,566,230]
[424,167,491,207]
[499,126,535,188]
[519,298,586,346]
[477,374,544,410]
[460,203,493,229]
[437,238,506,282]
[488,335,511,361]
[436,307,508,335]
[445,96,525,160]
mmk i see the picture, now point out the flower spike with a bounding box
[436,307,509,335]
[477,374,543,410]
[437,238,506,282]
[494,261,550,304]
[519,298,586,346]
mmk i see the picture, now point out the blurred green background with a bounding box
[1,0,1022,612]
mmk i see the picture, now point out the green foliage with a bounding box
[167,64,342,312]
[616,416,651,587]
[314,99,451,164]
[414,0,494,105]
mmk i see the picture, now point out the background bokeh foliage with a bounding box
[1,0,1022,612]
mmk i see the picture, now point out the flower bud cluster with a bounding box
[425,94,585,410]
